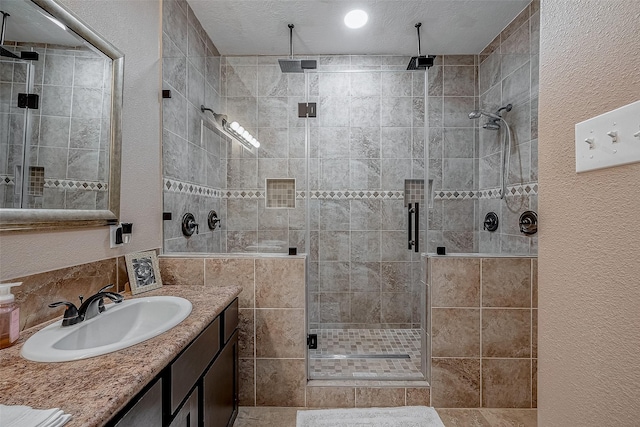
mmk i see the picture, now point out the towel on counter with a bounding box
[0,404,71,427]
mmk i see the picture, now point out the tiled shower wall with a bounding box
[428,0,539,255]
[477,2,539,254]
[0,43,112,210]
[428,255,537,408]
[161,0,227,252]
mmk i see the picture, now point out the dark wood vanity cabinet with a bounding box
[109,299,239,427]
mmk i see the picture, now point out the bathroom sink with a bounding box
[21,296,192,362]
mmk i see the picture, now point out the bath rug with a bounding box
[296,406,445,427]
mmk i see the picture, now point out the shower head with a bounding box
[407,23,435,70]
[468,110,483,119]
[483,120,501,130]
[278,24,317,73]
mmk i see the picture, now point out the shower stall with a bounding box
[161,0,539,385]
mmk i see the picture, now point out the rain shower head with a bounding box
[407,23,435,70]
[278,24,317,73]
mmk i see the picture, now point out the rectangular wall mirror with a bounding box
[0,0,123,231]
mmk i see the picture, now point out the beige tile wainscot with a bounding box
[0,285,241,427]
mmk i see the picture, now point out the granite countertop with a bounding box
[0,285,242,427]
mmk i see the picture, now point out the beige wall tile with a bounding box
[532,258,537,308]
[306,386,355,408]
[482,359,531,408]
[255,258,305,308]
[532,309,537,358]
[255,309,305,358]
[431,358,481,408]
[482,258,531,307]
[239,308,255,358]
[239,358,255,406]
[255,359,306,406]
[355,387,405,407]
[432,308,480,357]
[406,387,431,406]
[159,258,204,286]
[532,359,537,408]
[205,258,255,308]
[482,309,531,358]
[431,258,480,307]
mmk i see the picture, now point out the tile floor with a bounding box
[233,406,537,427]
[309,329,424,380]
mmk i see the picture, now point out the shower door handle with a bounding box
[414,203,419,253]
[408,203,413,250]
[407,203,419,253]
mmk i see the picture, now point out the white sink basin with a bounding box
[21,296,192,362]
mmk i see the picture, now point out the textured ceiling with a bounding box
[187,0,531,56]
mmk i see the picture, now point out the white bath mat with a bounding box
[296,406,445,427]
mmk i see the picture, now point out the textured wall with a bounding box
[0,0,162,280]
[538,1,640,425]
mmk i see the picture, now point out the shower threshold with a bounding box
[311,354,410,359]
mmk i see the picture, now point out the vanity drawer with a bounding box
[222,299,238,344]
[169,317,220,414]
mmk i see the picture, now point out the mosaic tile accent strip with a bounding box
[309,328,424,380]
[266,179,296,208]
[309,190,404,200]
[164,178,224,198]
[43,179,109,192]
[434,183,539,201]
[2,174,113,192]
[404,179,425,207]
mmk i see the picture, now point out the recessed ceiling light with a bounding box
[344,9,368,29]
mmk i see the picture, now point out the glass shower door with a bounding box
[0,57,33,209]
[305,68,427,380]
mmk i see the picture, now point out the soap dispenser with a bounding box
[0,282,21,349]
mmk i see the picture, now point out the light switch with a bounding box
[575,100,640,173]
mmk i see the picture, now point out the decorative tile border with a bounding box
[163,177,538,203]
[1,175,109,192]
[164,178,224,198]
[434,183,538,201]
[309,190,404,200]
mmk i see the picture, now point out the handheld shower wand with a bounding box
[469,104,513,199]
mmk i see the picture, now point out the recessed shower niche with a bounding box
[265,179,296,209]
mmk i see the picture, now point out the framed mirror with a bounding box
[0,0,123,231]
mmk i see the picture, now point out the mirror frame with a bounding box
[0,0,124,231]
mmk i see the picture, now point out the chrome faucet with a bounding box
[49,284,123,326]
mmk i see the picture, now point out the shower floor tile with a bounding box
[309,328,424,380]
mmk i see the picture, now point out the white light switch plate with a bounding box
[575,100,640,173]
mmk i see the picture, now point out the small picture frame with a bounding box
[125,251,163,295]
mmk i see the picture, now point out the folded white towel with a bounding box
[0,404,72,427]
